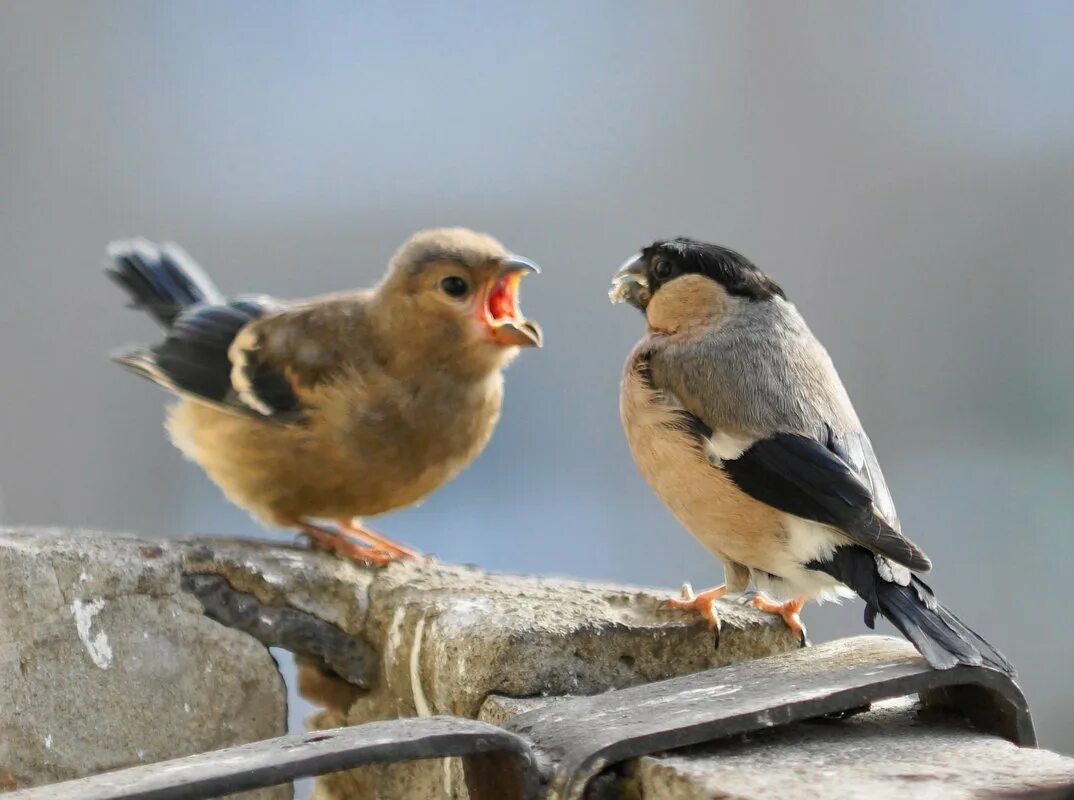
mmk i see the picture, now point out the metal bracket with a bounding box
[6,717,539,800]
[7,636,1033,800]
[503,635,1034,799]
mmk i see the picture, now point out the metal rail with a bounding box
[6,718,538,800]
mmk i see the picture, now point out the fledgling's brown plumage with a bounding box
[107,228,541,561]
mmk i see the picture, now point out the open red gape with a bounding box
[486,273,521,324]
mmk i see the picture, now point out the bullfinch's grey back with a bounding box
[610,237,1013,675]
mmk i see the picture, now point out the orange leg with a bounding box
[338,518,426,562]
[298,522,393,567]
[661,583,728,644]
[744,593,809,646]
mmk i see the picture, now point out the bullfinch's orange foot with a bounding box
[298,523,394,568]
[338,519,428,562]
[661,583,728,646]
[741,592,809,647]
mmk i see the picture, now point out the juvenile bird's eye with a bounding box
[440,276,469,297]
[653,258,675,280]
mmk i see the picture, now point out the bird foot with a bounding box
[740,592,809,646]
[338,519,430,562]
[299,523,395,567]
[661,582,728,646]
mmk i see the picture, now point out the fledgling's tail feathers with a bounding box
[109,347,177,391]
[106,238,224,329]
[814,547,1014,676]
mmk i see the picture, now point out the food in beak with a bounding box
[609,266,651,310]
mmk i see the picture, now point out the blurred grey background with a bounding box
[2,0,1072,757]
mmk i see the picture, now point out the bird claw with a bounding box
[301,533,393,567]
[298,523,401,568]
[740,592,810,647]
[338,519,427,562]
[660,582,728,647]
[351,548,395,568]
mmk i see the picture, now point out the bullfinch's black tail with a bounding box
[812,547,1015,676]
[106,238,224,329]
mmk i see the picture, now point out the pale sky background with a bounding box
[2,1,1072,759]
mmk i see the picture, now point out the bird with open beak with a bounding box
[107,228,541,565]
[610,237,1013,674]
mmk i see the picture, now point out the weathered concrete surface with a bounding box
[0,530,799,799]
[0,529,289,799]
[178,537,799,720]
[5,530,1073,800]
[177,538,798,800]
[614,698,1074,800]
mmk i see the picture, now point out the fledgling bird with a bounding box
[610,238,1013,674]
[107,228,542,565]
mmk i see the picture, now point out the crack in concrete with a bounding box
[180,573,376,688]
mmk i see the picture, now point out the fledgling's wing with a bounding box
[115,295,367,423]
[114,297,297,421]
[225,296,370,416]
[646,307,930,572]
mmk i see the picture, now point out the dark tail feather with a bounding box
[106,238,224,328]
[873,576,1014,675]
[812,547,1014,676]
[109,347,176,390]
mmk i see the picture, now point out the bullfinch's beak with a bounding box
[485,254,543,347]
[609,253,650,311]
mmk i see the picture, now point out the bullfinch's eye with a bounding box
[653,258,675,280]
[440,276,469,297]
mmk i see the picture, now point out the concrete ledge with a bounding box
[0,528,799,799]
[178,537,799,799]
[0,529,288,799]
[12,529,1067,800]
[617,698,1074,799]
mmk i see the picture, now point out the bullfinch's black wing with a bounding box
[645,342,931,572]
[719,429,931,572]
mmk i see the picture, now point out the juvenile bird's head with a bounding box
[375,228,542,372]
[610,238,784,333]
